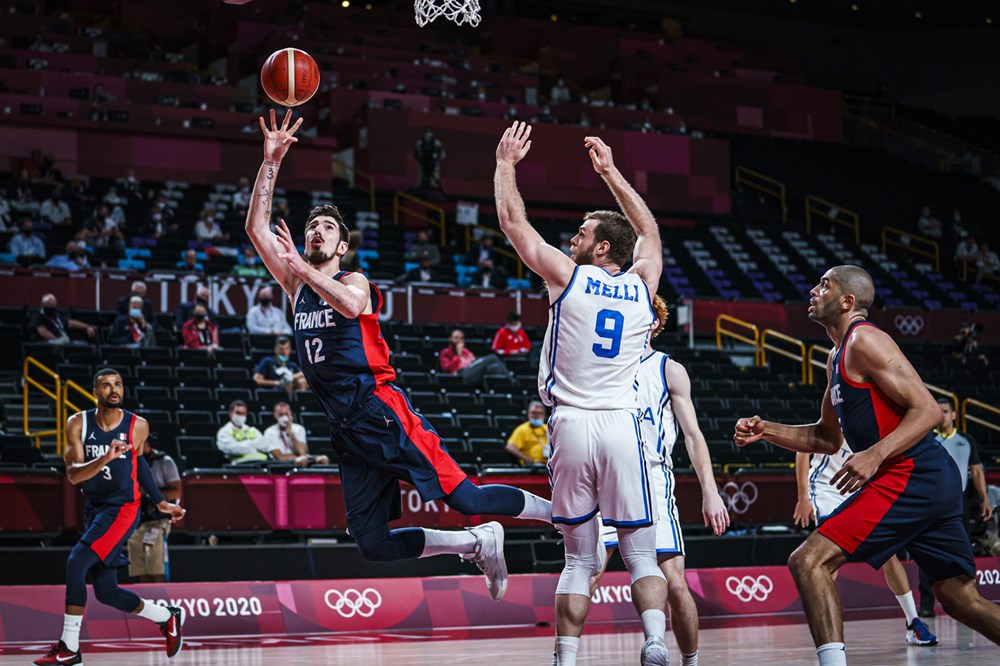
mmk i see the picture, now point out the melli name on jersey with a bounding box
[583,276,642,302]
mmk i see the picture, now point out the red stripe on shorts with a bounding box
[89,501,139,560]
[375,384,467,495]
[817,456,914,554]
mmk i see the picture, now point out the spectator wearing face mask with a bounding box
[44,241,90,272]
[29,293,96,345]
[261,402,330,466]
[39,188,71,226]
[491,312,531,357]
[181,303,219,351]
[9,218,46,265]
[194,208,227,242]
[254,336,308,393]
[109,296,157,348]
[116,281,154,321]
[232,246,269,278]
[233,177,251,215]
[504,401,549,466]
[216,400,267,464]
[246,286,291,335]
[175,285,216,330]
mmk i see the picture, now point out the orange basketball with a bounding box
[260,48,320,107]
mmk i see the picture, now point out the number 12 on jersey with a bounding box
[593,309,624,358]
[303,338,326,364]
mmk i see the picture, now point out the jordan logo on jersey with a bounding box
[583,277,640,302]
[294,308,338,331]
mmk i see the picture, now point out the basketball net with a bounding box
[414,0,481,27]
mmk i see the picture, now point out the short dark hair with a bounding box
[306,204,350,246]
[228,399,247,412]
[586,210,637,267]
[93,367,121,387]
[936,397,955,410]
[507,311,521,323]
[275,336,291,346]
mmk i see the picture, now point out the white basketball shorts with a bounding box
[548,406,657,528]
[599,463,684,555]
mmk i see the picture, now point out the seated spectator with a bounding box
[975,243,999,284]
[181,303,219,351]
[505,401,549,466]
[470,265,507,289]
[467,234,498,271]
[246,286,291,335]
[116,281,154,320]
[44,241,90,271]
[951,209,970,239]
[11,170,37,213]
[254,336,308,392]
[215,400,267,463]
[954,236,978,272]
[9,218,46,265]
[109,296,157,348]
[439,328,509,386]
[400,257,443,283]
[916,206,942,239]
[339,230,363,273]
[139,205,177,239]
[67,176,94,208]
[104,186,126,208]
[127,432,180,583]
[261,402,330,466]
[233,177,251,215]
[403,229,441,267]
[491,311,531,357]
[39,188,71,226]
[954,322,988,367]
[176,249,205,273]
[194,209,226,242]
[118,169,143,201]
[175,285,216,329]
[83,204,124,251]
[29,293,96,345]
[232,246,269,278]
[550,78,571,105]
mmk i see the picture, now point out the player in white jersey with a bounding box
[593,295,730,666]
[494,122,668,666]
[795,447,937,646]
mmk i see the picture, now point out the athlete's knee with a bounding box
[353,528,396,562]
[788,539,828,579]
[618,526,664,585]
[66,544,97,582]
[555,523,602,597]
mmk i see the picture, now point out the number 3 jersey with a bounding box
[80,408,142,505]
[538,265,655,410]
[292,273,396,421]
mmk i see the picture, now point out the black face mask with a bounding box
[194,313,206,322]
[260,298,272,307]
[42,307,56,316]
[196,298,208,307]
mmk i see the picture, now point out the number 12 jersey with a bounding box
[538,265,655,410]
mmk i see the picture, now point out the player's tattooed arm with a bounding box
[246,109,304,297]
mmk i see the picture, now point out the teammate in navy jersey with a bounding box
[243,110,551,602]
[35,368,185,666]
[734,266,1000,665]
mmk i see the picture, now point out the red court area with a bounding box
[2,562,999,664]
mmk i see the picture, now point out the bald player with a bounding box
[735,265,1000,665]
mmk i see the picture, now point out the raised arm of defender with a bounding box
[245,109,304,297]
[494,122,576,296]
[584,136,662,297]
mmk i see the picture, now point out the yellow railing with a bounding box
[806,344,832,385]
[962,259,1000,285]
[925,383,959,413]
[331,157,376,212]
[393,191,446,246]
[881,226,940,272]
[463,225,525,279]
[805,195,860,245]
[61,380,97,456]
[761,329,807,384]
[735,166,787,225]
[962,398,1000,436]
[715,315,760,365]
[23,357,61,449]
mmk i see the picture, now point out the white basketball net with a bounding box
[414,0,481,27]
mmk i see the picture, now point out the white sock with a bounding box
[680,652,699,666]
[419,528,478,558]
[517,491,552,523]
[895,592,918,623]
[556,636,580,666]
[136,600,171,624]
[816,642,847,666]
[640,608,666,640]
[60,614,82,652]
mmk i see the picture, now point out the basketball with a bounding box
[260,48,320,107]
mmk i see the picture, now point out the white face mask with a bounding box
[231,415,246,428]
[277,415,290,427]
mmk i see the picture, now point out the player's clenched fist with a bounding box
[733,415,765,447]
[104,439,130,462]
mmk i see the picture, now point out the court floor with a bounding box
[1,614,996,665]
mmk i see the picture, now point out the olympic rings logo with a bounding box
[721,481,758,515]
[324,588,383,618]
[894,315,925,336]
[725,575,774,602]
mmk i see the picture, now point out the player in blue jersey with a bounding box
[244,110,552,601]
[735,266,1000,665]
[35,368,185,666]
